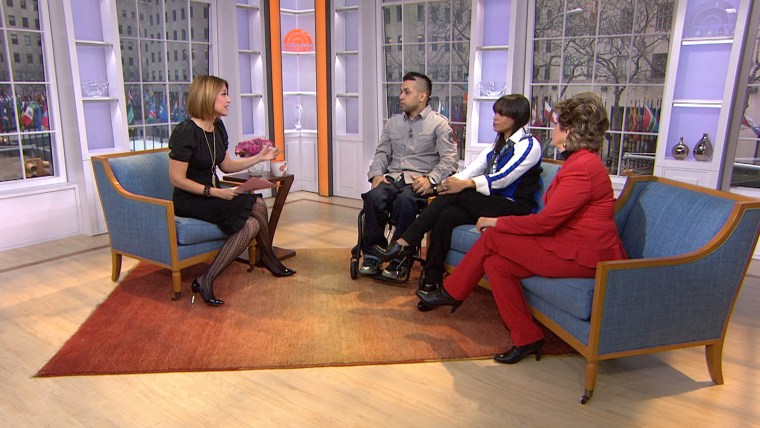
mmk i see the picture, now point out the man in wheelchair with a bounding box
[359,71,458,282]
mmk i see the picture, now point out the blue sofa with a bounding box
[92,149,256,299]
[444,166,760,404]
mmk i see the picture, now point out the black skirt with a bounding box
[173,188,256,235]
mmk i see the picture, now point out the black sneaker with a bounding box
[381,258,410,282]
[359,257,380,275]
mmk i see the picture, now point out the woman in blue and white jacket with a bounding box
[375,94,543,292]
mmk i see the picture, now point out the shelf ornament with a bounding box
[283,29,313,52]
[671,137,689,160]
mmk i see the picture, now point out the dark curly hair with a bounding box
[554,92,609,153]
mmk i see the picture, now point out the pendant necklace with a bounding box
[202,125,217,187]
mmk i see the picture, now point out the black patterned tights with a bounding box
[198,197,282,290]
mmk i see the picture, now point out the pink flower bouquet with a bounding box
[235,138,271,158]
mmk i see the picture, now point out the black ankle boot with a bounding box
[494,339,545,364]
[191,279,224,306]
[415,287,462,313]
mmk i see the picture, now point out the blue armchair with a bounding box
[91,149,255,299]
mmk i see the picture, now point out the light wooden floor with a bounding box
[1,191,759,427]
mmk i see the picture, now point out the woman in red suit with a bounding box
[417,92,627,364]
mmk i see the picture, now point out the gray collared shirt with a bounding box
[367,105,458,185]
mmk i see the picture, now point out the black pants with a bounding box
[400,189,532,284]
[361,181,427,256]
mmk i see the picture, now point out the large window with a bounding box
[117,0,211,151]
[380,0,471,159]
[530,0,674,176]
[0,0,57,183]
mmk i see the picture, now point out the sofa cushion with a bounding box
[521,276,596,321]
[175,216,227,245]
[450,225,481,253]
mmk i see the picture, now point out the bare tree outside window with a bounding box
[117,0,210,152]
[381,0,471,160]
[530,0,674,176]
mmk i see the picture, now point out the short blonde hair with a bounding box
[186,75,228,120]
[554,92,609,152]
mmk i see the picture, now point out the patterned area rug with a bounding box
[36,248,575,376]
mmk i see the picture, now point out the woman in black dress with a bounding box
[168,75,294,306]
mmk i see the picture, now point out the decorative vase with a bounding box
[247,162,265,176]
[671,137,689,160]
[693,133,713,161]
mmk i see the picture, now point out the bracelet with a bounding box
[203,184,211,198]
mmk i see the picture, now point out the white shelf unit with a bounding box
[333,3,360,136]
[65,0,129,155]
[464,0,515,164]
[653,0,750,188]
[63,0,130,235]
[236,0,267,138]
[279,1,318,193]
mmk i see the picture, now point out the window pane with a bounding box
[385,83,399,118]
[384,45,402,81]
[140,0,163,39]
[731,27,760,188]
[16,83,47,131]
[190,2,209,42]
[600,0,635,35]
[532,40,561,84]
[629,35,670,84]
[427,1,450,42]
[0,135,23,181]
[191,42,209,77]
[382,5,402,44]
[403,43,425,75]
[452,0,470,42]
[143,84,168,124]
[141,40,165,82]
[8,30,43,81]
[562,38,594,83]
[121,39,140,82]
[451,42,468,82]
[117,0,138,38]
[594,37,630,84]
[0,84,18,132]
[21,132,53,178]
[4,0,39,30]
[427,43,450,82]
[169,83,189,122]
[0,32,10,81]
[404,3,425,43]
[166,1,188,41]
[167,41,188,82]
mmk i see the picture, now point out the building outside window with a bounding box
[380,0,471,160]
[529,0,675,177]
[116,0,211,151]
[731,14,760,189]
[0,0,57,183]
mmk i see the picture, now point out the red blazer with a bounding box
[494,149,627,268]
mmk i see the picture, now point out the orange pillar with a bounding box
[315,1,330,196]
[268,0,285,159]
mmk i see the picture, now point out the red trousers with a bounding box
[444,229,596,346]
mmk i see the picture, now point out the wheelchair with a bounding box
[349,207,428,289]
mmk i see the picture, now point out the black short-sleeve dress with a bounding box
[169,119,255,235]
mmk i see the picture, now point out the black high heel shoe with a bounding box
[258,252,296,277]
[493,339,545,364]
[415,287,462,313]
[373,241,416,262]
[191,279,224,306]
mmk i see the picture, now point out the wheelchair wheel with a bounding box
[350,257,359,280]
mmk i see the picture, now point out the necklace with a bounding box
[202,125,217,187]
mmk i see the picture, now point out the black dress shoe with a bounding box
[494,339,545,364]
[373,241,416,262]
[191,279,224,306]
[415,287,462,313]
